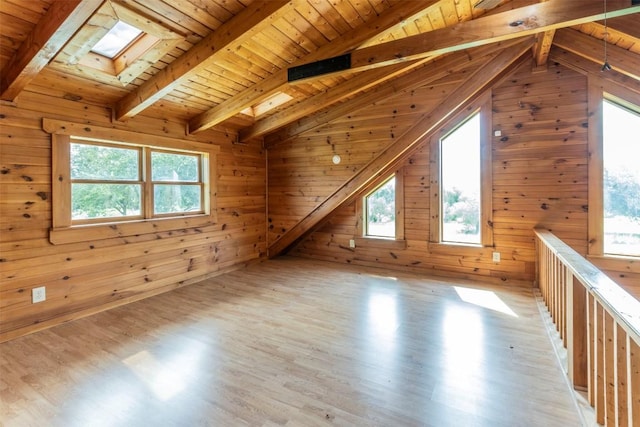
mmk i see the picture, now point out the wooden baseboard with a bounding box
[0,257,264,343]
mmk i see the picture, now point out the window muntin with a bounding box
[70,140,206,224]
[603,98,640,257]
[440,112,481,245]
[365,176,396,238]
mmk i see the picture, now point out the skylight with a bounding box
[91,21,143,58]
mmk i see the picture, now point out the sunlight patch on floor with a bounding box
[454,286,518,317]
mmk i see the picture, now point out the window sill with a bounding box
[49,214,216,245]
[354,237,407,250]
[587,254,640,271]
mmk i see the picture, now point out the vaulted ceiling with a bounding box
[1,0,639,144]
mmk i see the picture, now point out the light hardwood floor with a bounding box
[0,257,583,426]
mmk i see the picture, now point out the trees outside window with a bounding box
[69,139,206,224]
[365,176,396,238]
[440,113,481,244]
[602,99,640,256]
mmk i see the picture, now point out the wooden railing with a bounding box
[535,229,640,426]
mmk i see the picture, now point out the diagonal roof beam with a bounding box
[115,0,293,121]
[292,0,640,80]
[263,38,530,148]
[553,28,640,81]
[187,1,438,134]
[268,39,534,257]
[0,0,102,101]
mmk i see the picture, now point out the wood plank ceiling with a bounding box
[1,0,639,141]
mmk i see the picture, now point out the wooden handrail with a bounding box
[535,229,640,343]
[534,228,640,426]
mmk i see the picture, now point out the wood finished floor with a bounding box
[0,257,583,427]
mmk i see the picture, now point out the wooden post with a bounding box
[616,325,628,427]
[587,292,595,405]
[596,304,605,425]
[567,275,588,389]
[604,312,616,426]
[630,338,639,426]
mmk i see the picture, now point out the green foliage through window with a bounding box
[70,140,205,222]
[365,176,395,238]
[440,112,481,244]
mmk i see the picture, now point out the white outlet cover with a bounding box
[492,252,500,262]
[32,286,46,303]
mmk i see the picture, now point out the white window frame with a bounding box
[44,119,218,245]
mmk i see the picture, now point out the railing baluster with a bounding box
[596,304,605,425]
[604,312,616,426]
[631,338,639,426]
[587,291,594,406]
[617,324,628,427]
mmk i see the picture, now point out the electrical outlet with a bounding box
[492,252,500,263]
[32,286,46,303]
[349,239,356,248]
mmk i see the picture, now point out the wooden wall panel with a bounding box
[280,60,637,294]
[0,91,266,340]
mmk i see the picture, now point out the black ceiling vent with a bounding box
[288,53,351,82]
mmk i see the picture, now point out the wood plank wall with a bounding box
[269,60,639,296]
[0,91,266,341]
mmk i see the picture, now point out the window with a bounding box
[91,21,143,59]
[440,113,481,244]
[45,119,218,245]
[61,2,182,86]
[429,92,492,249]
[70,141,205,223]
[602,98,640,257]
[355,171,405,249]
[365,176,396,238]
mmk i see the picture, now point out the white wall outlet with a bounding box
[32,286,46,303]
[494,130,502,137]
[349,239,356,248]
[492,252,501,263]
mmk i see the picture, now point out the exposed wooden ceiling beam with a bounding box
[268,39,534,257]
[187,1,437,134]
[553,28,640,81]
[260,38,530,147]
[294,0,639,81]
[240,58,430,142]
[114,0,293,121]
[0,0,102,101]
[604,15,640,40]
[533,30,556,66]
